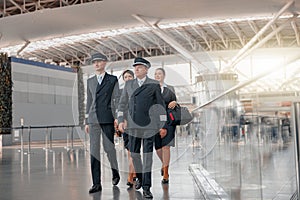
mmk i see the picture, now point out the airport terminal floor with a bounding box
[0,133,203,200]
[0,126,297,200]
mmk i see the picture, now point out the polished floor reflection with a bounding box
[192,128,297,200]
[0,135,203,200]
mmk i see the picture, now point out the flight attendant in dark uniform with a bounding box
[154,68,177,184]
[117,57,166,199]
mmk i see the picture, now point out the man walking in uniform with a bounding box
[118,57,166,199]
[85,53,120,193]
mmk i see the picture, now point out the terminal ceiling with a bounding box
[1,0,300,95]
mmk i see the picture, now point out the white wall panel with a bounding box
[4,58,79,145]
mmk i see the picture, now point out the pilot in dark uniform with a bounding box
[85,53,120,194]
[118,57,166,199]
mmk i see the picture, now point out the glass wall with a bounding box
[191,93,296,199]
[188,64,298,199]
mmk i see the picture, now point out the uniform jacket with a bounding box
[117,76,166,132]
[85,72,120,124]
[162,85,177,126]
[162,85,176,108]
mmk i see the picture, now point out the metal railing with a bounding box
[0,125,85,154]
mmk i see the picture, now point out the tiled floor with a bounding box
[0,135,204,200]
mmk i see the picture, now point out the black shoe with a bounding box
[126,181,133,188]
[89,184,102,193]
[112,177,120,186]
[135,179,142,190]
[143,190,153,199]
[161,168,164,176]
[112,169,120,185]
[161,178,169,184]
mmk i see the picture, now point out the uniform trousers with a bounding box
[89,123,119,185]
[128,129,154,190]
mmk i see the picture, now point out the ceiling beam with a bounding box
[133,14,211,74]
[39,49,66,62]
[291,20,300,46]
[64,43,88,54]
[247,21,261,41]
[60,0,70,6]
[69,53,84,65]
[139,32,166,54]
[47,48,72,63]
[110,37,137,57]
[172,28,195,50]
[231,16,297,71]
[224,0,295,71]
[34,0,44,10]
[271,24,282,46]
[208,24,228,49]
[182,27,202,51]
[9,0,28,13]
[51,46,84,64]
[63,43,93,62]
[93,39,123,58]
[24,51,49,61]
[17,40,30,56]
[122,34,152,56]
[190,25,212,51]
[78,41,102,53]
[228,22,245,46]
[57,46,85,65]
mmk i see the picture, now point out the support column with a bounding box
[76,65,85,127]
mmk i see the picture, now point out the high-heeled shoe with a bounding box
[161,178,169,184]
[126,181,134,188]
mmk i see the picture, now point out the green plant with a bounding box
[0,53,12,134]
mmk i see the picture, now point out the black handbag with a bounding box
[167,104,193,126]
